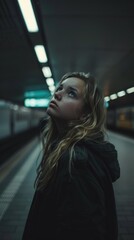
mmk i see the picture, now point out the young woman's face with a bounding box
[47,77,86,122]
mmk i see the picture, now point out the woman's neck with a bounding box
[54,120,68,138]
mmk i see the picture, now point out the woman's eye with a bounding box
[68,91,77,97]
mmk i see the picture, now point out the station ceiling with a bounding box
[0,0,134,107]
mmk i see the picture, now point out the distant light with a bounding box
[13,105,19,110]
[0,100,6,106]
[117,90,126,97]
[30,98,36,107]
[21,106,30,112]
[24,90,50,98]
[104,101,109,108]
[104,96,110,102]
[126,87,134,94]
[46,78,54,86]
[24,98,49,107]
[49,85,55,92]
[17,0,39,32]
[42,67,52,78]
[110,93,117,100]
[34,45,48,63]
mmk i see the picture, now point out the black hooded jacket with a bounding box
[22,140,120,240]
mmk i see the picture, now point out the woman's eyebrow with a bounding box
[68,86,78,93]
[59,83,79,93]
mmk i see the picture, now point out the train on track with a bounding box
[106,106,134,136]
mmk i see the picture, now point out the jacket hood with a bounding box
[83,140,120,182]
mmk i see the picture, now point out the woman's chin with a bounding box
[46,107,57,117]
[46,107,52,116]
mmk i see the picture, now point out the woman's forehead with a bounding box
[61,77,85,90]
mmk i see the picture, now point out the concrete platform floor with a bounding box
[0,132,134,240]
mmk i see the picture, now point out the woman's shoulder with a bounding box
[73,138,116,167]
[74,138,117,156]
[72,141,93,168]
[73,139,120,182]
[74,139,97,158]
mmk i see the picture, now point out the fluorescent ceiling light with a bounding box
[34,45,48,63]
[42,67,52,78]
[24,98,49,107]
[17,0,39,32]
[117,90,126,97]
[24,90,50,98]
[25,98,36,107]
[126,87,134,94]
[104,96,110,102]
[46,78,54,86]
[110,94,117,100]
[49,85,55,92]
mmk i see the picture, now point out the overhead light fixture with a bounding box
[17,0,39,32]
[24,98,49,107]
[126,87,134,94]
[24,90,50,98]
[49,85,55,92]
[34,45,48,63]
[104,96,110,102]
[104,86,134,102]
[46,78,54,86]
[42,67,52,78]
[117,90,126,97]
[110,93,117,100]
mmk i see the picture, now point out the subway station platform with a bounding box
[0,132,134,240]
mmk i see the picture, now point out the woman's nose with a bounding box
[54,91,62,100]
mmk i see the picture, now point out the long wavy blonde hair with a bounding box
[35,72,106,190]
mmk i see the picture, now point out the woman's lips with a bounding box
[49,101,58,108]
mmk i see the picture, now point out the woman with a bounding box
[22,72,120,240]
